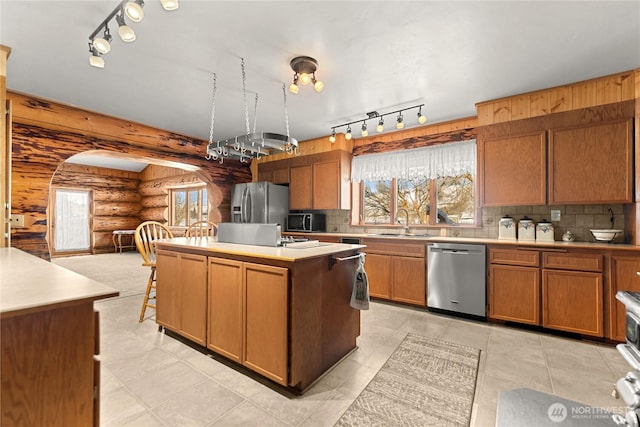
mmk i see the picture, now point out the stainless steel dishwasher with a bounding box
[427,242,486,318]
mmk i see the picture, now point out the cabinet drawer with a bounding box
[489,248,539,267]
[362,240,426,257]
[543,252,603,272]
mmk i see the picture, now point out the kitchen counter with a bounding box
[0,247,119,318]
[1,247,118,425]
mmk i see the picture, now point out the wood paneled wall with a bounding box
[476,70,637,126]
[50,163,141,254]
[8,91,251,260]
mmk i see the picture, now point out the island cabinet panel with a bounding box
[542,269,603,337]
[156,250,208,346]
[243,263,288,385]
[207,258,243,363]
[609,254,640,341]
[480,131,547,206]
[549,119,633,204]
[489,264,540,325]
[289,164,313,210]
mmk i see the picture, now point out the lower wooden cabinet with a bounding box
[156,250,208,345]
[542,269,603,337]
[610,255,640,341]
[489,264,540,325]
[208,258,288,385]
[362,239,426,306]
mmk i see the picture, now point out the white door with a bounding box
[52,188,91,253]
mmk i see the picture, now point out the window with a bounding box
[353,140,476,227]
[169,186,208,226]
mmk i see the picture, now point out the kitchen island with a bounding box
[0,247,119,426]
[154,237,365,393]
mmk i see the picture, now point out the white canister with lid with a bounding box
[518,217,535,241]
[498,216,516,240]
[536,220,555,242]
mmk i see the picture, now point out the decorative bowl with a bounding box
[590,229,622,242]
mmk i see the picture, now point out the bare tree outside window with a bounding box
[397,177,430,224]
[363,180,391,223]
[437,173,475,224]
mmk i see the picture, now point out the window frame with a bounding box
[168,185,208,227]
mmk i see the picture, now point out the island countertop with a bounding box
[0,247,119,318]
[155,237,366,262]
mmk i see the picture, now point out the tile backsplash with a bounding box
[320,204,625,243]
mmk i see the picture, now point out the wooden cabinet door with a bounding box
[489,264,540,325]
[178,253,207,346]
[208,258,243,363]
[365,253,392,299]
[243,262,288,386]
[549,120,633,204]
[391,256,426,306]
[272,167,289,184]
[481,131,546,206]
[542,269,603,337]
[610,255,640,341]
[289,164,312,210]
[313,160,340,209]
[156,249,181,331]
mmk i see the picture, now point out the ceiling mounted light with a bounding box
[88,44,105,68]
[417,106,427,124]
[116,13,136,42]
[92,27,112,54]
[361,122,368,137]
[160,0,179,11]
[328,104,425,141]
[289,56,324,94]
[125,0,144,22]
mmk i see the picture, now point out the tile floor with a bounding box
[97,294,630,426]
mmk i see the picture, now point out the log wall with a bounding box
[8,91,251,260]
[50,163,141,254]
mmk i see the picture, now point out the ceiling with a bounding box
[1,1,639,171]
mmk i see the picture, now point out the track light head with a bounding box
[289,74,299,94]
[92,26,112,54]
[116,13,136,42]
[396,112,404,129]
[88,44,105,68]
[312,74,324,93]
[125,0,145,22]
[361,122,368,137]
[417,106,427,124]
[329,129,336,143]
[160,0,179,11]
[345,126,352,140]
[376,117,384,133]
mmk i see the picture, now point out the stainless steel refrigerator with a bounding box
[231,182,289,226]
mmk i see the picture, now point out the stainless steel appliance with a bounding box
[231,182,288,226]
[286,213,326,232]
[613,291,640,426]
[427,242,486,318]
[217,223,282,247]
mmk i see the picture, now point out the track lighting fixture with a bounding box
[87,0,176,68]
[289,56,324,94]
[328,104,427,142]
[125,0,144,22]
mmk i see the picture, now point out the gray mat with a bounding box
[336,333,480,427]
[52,252,149,298]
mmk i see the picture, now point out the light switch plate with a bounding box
[550,210,561,221]
[10,214,25,228]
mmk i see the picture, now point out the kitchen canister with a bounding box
[536,220,555,242]
[518,217,535,242]
[498,216,516,240]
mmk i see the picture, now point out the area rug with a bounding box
[336,333,480,427]
[52,252,149,298]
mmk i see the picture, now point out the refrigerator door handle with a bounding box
[242,187,251,223]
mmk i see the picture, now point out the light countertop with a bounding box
[1,248,119,318]
[156,237,365,262]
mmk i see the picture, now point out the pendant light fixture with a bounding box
[288,56,324,94]
[206,58,299,164]
[328,104,427,142]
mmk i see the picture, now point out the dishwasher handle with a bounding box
[442,249,469,255]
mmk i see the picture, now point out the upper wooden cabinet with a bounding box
[260,150,351,210]
[549,119,633,204]
[481,131,547,206]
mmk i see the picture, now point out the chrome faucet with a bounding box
[397,208,410,234]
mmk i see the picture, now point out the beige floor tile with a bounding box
[210,401,292,426]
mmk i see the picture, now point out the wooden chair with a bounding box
[135,221,174,322]
[185,220,218,238]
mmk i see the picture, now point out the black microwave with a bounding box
[286,213,326,232]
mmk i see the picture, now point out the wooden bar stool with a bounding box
[134,221,174,322]
[185,220,218,238]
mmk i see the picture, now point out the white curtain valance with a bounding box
[350,139,476,182]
